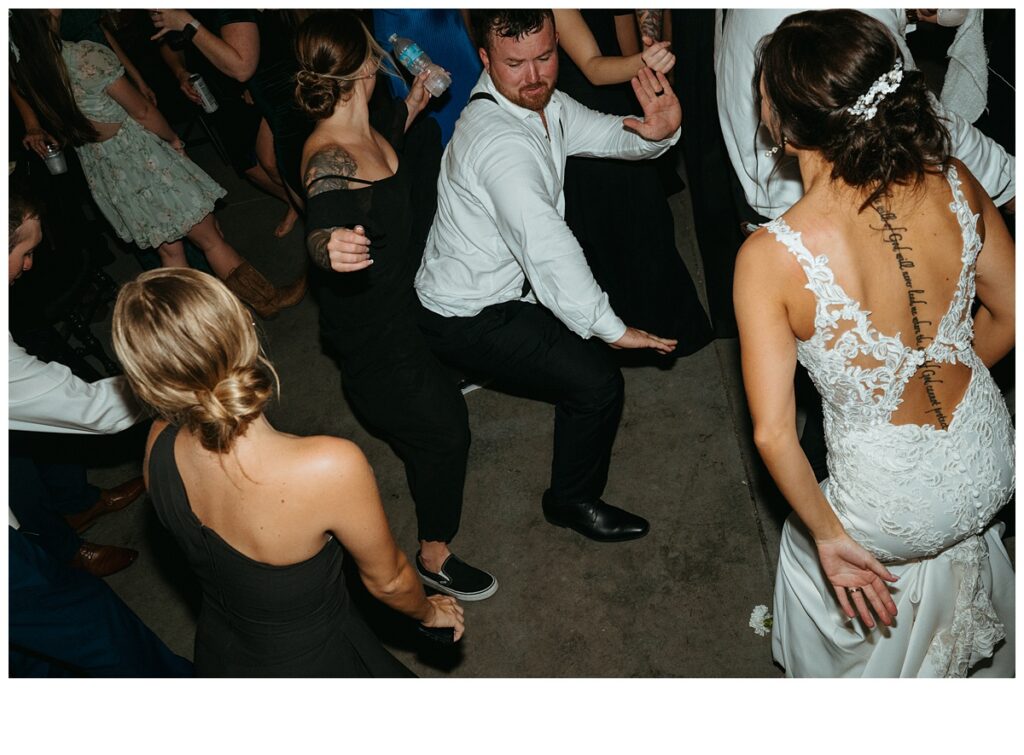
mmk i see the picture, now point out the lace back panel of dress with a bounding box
[765,166,982,435]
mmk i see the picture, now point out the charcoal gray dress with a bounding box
[147,424,413,677]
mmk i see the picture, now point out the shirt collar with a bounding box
[472,70,560,124]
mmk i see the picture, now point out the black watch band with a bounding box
[181,20,199,42]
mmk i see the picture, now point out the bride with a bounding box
[734,10,1014,677]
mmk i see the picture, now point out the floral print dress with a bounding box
[62,40,226,249]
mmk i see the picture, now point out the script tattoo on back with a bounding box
[304,146,358,270]
[636,10,664,42]
[870,196,949,429]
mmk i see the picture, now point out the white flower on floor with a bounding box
[749,604,772,637]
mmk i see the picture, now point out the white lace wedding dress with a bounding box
[767,166,1015,677]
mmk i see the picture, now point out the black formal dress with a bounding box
[557,9,713,357]
[305,103,470,544]
[147,424,413,677]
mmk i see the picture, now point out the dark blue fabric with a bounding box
[372,9,481,146]
[8,527,193,677]
[7,453,95,561]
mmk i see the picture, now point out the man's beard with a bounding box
[501,80,554,111]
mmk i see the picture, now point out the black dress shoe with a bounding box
[542,497,650,542]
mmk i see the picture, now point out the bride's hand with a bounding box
[815,532,899,628]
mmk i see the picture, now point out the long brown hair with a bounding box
[9,9,100,147]
[755,9,950,210]
[293,11,396,121]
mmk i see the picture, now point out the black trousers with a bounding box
[331,322,470,544]
[419,301,624,506]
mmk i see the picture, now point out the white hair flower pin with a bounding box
[847,61,904,122]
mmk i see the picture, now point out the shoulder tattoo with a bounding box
[304,146,358,198]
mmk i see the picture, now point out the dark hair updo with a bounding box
[756,9,951,209]
[294,11,391,121]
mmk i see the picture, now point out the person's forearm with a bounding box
[937,95,1016,206]
[192,24,255,81]
[755,425,844,542]
[361,555,432,621]
[636,10,664,42]
[567,100,678,158]
[306,229,334,271]
[972,306,1015,368]
[158,40,188,80]
[133,102,178,143]
[577,52,645,86]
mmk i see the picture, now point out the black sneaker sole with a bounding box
[418,571,499,602]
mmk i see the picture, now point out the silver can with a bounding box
[42,143,68,175]
[188,73,219,113]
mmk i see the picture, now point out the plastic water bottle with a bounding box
[388,33,451,97]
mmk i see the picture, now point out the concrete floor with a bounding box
[74,138,1011,678]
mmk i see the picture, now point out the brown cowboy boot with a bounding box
[224,261,307,319]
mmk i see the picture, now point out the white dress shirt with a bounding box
[8,332,145,435]
[714,8,1015,218]
[8,332,147,527]
[415,70,680,343]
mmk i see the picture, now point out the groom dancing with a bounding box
[415,9,680,543]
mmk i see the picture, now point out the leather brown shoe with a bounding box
[65,476,145,533]
[69,542,139,577]
[542,493,650,542]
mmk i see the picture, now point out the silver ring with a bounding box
[847,587,862,594]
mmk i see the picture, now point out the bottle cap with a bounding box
[388,33,398,43]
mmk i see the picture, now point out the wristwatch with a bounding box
[181,18,201,42]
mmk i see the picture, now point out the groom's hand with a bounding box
[622,68,681,141]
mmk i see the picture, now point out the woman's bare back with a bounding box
[145,418,361,566]
[779,161,986,429]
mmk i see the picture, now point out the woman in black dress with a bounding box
[112,268,464,677]
[555,9,713,359]
[296,12,497,601]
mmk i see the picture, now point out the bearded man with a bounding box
[414,9,681,546]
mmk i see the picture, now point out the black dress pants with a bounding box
[331,321,470,544]
[418,301,624,506]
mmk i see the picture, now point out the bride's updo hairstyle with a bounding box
[294,11,394,120]
[756,9,951,209]
[112,268,279,454]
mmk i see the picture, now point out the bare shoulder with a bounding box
[735,217,815,309]
[303,144,358,198]
[288,435,373,483]
[736,225,788,281]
